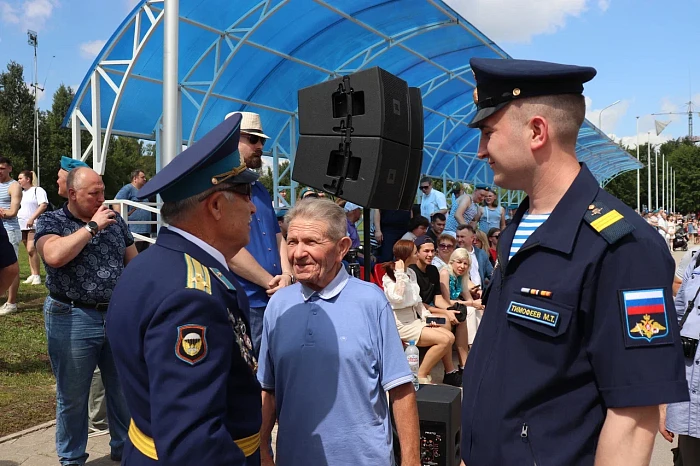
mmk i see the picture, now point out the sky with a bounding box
[0,0,698,148]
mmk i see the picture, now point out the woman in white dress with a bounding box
[382,239,456,384]
[17,170,48,285]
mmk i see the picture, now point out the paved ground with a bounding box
[0,247,687,465]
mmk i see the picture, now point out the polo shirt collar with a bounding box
[62,202,85,224]
[301,266,350,302]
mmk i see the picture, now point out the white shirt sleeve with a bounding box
[35,187,48,204]
[436,191,447,210]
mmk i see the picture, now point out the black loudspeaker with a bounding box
[416,384,462,466]
[294,67,424,210]
[398,87,425,210]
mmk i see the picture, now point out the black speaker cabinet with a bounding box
[398,87,425,210]
[298,67,411,146]
[416,384,462,466]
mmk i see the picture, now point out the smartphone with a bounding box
[426,317,446,325]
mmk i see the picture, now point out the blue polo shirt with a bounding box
[233,181,281,308]
[35,203,134,304]
[115,183,151,234]
[258,267,413,466]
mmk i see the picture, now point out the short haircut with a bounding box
[431,212,446,223]
[161,183,235,225]
[419,176,431,185]
[0,156,12,166]
[510,94,585,147]
[456,224,475,234]
[285,198,346,242]
[130,169,144,181]
[407,215,430,232]
[437,233,456,245]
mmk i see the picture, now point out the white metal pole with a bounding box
[161,0,180,169]
[661,153,665,209]
[598,100,621,133]
[33,42,38,183]
[647,132,651,211]
[655,147,658,210]
[636,117,640,212]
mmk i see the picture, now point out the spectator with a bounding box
[486,227,500,264]
[447,185,488,232]
[258,198,420,465]
[419,177,447,219]
[445,182,466,232]
[474,230,490,256]
[382,239,454,384]
[226,111,294,357]
[298,187,320,200]
[478,189,506,231]
[439,248,484,346]
[35,167,136,465]
[0,157,21,315]
[401,215,429,242]
[0,222,18,296]
[115,169,151,252]
[408,235,466,387]
[431,233,456,272]
[427,212,446,244]
[56,156,89,198]
[17,170,48,286]
[373,208,412,263]
[344,201,362,249]
[455,224,493,289]
[276,209,288,239]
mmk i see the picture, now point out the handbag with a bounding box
[447,302,468,323]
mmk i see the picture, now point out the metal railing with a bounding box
[104,199,161,244]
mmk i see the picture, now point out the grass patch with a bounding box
[0,245,55,437]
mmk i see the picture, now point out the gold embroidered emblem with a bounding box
[630,314,667,340]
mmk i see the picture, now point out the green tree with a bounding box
[0,62,35,172]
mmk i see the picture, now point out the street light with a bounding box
[598,100,621,134]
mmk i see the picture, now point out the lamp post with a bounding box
[599,100,621,134]
[636,117,640,212]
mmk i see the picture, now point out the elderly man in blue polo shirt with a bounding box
[258,198,420,466]
[36,167,136,465]
[225,111,294,357]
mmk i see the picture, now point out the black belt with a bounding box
[49,294,110,311]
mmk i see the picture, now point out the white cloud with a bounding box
[585,96,630,136]
[0,0,58,31]
[24,82,45,102]
[79,39,107,60]
[444,0,610,43]
[0,2,19,23]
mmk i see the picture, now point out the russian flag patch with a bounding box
[620,289,672,347]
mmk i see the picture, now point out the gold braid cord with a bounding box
[211,162,247,185]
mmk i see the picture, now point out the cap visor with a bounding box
[468,102,509,128]
[230,168,259,184]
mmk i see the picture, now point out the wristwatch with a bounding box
[85,221,98,237]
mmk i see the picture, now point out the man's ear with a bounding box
[337,236,352,259]
[528,115,549,152]
[204,191,226,221]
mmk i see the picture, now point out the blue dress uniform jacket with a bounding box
[106,228,261,465]
[461,164,689,466]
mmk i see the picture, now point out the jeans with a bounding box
[44,296,130,465]
[249,305,266,359]
[88,368,108,431]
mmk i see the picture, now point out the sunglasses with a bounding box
[243,133,266,147]
[420,185,430,190]
[438,243,455,249]
[490,234,500,239]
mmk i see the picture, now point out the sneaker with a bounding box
[30,275,41,285]
[0,303,18,316]
[23,275,35,284]
[442,371,462,387]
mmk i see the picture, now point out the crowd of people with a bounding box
[0,56,697,466]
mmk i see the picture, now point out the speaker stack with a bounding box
[294,67,424,210]
[416,384,462,466]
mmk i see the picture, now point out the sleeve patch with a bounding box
[175,324,208,365]
[619,289,673,347]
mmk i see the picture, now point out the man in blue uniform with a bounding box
[461,58,689,465]
[107,114,262,465]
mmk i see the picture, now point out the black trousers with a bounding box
[679,435,700,466]
[135,241,150,253]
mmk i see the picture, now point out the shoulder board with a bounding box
[583,199,635,244]
[209,267,236,291]
[183,254,212,294]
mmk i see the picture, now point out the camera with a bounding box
[681,336,699,359]
[345,248,360,278]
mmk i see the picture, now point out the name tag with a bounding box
[507,301,559,327]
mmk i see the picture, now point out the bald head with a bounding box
[67,167,100,191]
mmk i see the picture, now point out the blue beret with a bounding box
[468,58,597,128]
[474,184,491,191]
[138,114,258,202]
[60,156,89,171]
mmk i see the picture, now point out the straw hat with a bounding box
[225,111,270,139]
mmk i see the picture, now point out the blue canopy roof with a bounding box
[65,0,641,186]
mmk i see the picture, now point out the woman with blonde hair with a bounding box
[17,170,47,285]
[382,239,458,385]
[439,248,484,346]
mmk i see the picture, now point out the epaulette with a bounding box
[183,254,212,294]
[583,198,635,244]
[210,267,236,291]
